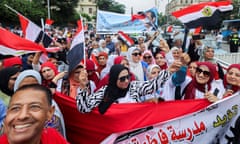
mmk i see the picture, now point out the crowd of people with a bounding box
[0,25,240,143]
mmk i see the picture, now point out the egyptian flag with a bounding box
[45,18,54,30]
[18,14,53,48]
[131,12,146,21]
[166,25,173,32]
[172,1,233,29]
[0,28,46,56]
[118,31,134,47]
[67,19,85,72]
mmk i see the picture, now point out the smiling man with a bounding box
[0,84,69,144]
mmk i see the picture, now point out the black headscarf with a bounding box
[98,64,130,114]
[0,67,20,96]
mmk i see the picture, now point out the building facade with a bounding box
[76,0,97,18]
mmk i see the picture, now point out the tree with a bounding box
[97,0,125,14]
[38,0,79,25]
[0,0,47,26]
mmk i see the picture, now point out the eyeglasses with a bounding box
[132,53,141,56]
[196,68,210,77]
[143,56,152,59]
[118,75,130,82]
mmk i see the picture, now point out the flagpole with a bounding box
[47,0,51,19]
[40,18,46,44]
[5,4,21,15]
[80,14,86,67]
[182,25,189,52]
[5,4,31,22]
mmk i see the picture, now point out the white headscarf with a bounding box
[13,69,42,92]
[127,47,144,81]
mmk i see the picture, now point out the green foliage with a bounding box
[0,0,80,27]
[81,13,92,22]
[97,0,125,14]
[0,0,47,26]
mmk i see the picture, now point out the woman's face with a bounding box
[226,68,240,86]
[195,65,210,84]
[143,54,153,65]
[41,67,55,80]
[148,67,160,80]
[131,50,141,63]
[188,62,197,77]
[8,72,20,91]
[172,49,181,60]
[72,67,84,82]
[155,53,166,66]
[120,59,129,68]
[204,48,214,60]
[116,69,130,89]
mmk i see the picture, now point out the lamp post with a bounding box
[47,0,51,19]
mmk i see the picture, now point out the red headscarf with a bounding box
[3,56,22,68]
[184,62,217,99]
[114,56,125,65]
[155,51,167,70]
[40,61,59,87]
[86,59,99,86]
[223,64,240,94]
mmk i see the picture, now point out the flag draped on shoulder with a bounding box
[0,28,46,56]
[171,1,233,28]
[18,14,53,48]
[67,19,85,72]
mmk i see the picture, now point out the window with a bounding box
[89,8,92,14]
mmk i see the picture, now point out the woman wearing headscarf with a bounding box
[184,62,225,102]
[13,69,66,138]
[222,64,240,98]
[85,59,99,86]
[140,64,164,103]
[40,61,59,88]
[95,56,135,91]
[142,50,155,65]
[200,46,224,80]
[76,60,182,114]
[127,47,148,81]
[0,67,20,106]
[153,51,168,70]
[58,61,96,99]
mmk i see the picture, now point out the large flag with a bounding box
[18,14,53,48]
[103,93,240,144]
[0,28,46,56]
[66,19,85,72]
[54,91,240,144]
[171,1,233,28]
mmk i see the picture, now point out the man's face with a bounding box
[4,89,54,144]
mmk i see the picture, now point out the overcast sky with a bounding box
[115,0,168,14]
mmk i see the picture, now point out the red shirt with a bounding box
[0,128,69,144]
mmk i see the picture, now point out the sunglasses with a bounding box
[118,75,130,82]
[196,68,210,77]
[143,56,152,59]
[132,52,141,56]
